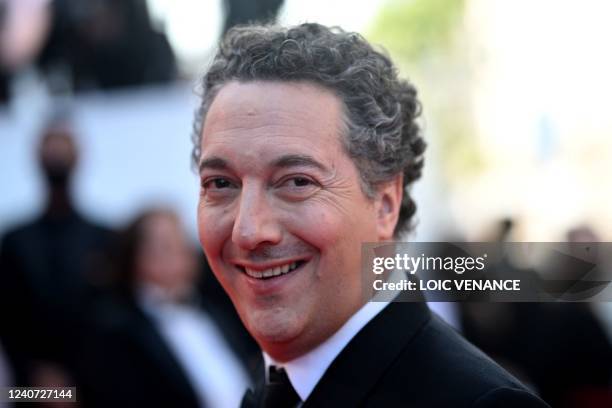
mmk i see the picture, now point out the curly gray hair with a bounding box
[192,23,425,236]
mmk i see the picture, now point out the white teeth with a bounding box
[244,261,301,279]
[245,270,263,279]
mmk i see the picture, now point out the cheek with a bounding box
[288,202,375,249]
[197,209,238,295]
[289,209,356,279]
[285,207,342,250]
[197,204,232,259]
[292,204,377,287]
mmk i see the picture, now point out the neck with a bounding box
[44,186,74,218]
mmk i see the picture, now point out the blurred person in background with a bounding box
[0,0,53,104]
[0,115,115,387]
[36,0,176,92]
[76,208,257,408]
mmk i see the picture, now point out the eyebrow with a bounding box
[271,154,328,172]
[199,157,229,174]
[199,154,329,175]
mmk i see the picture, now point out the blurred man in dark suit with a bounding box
[0,118,114,386]
[192,23,550,407]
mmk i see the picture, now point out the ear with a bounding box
[374,173,403,241]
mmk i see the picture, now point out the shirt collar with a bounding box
[263,300,390,401]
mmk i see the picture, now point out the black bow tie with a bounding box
[242,366,301,408]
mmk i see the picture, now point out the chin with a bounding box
[244,305,304,346]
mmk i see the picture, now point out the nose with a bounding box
[231,184,282,250]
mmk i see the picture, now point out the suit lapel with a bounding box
[303,302,431,407]
[125,304,201,404]
[241,357,265,408]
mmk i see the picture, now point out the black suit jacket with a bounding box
[244,302,551,407]
[0,211,114,383]
[76,299,200,407]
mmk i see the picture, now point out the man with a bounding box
[193,23,550,407]
[0,117,114,386]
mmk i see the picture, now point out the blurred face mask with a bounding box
[42,160,73,188]
[39,132,77,188]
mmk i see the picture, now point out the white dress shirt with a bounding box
[263,300,390,402]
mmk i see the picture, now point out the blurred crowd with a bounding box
[429,220,612,408]
[1,0,175,103]
[1,1,611,408]
[0,0,284,104]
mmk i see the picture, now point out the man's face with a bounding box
[197,81,391,361]
[39,131,77,186]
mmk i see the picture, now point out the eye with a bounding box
[201,177,237,193]
[289,177,314,187]
[278,175,317,188]
[276,175,319,200]
[207,178,232,189]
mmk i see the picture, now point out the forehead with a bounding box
[200,81,346,168]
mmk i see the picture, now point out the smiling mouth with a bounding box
[239,260,307,280]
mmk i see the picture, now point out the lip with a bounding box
[232,258,311,295]
[232,258,307,272]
